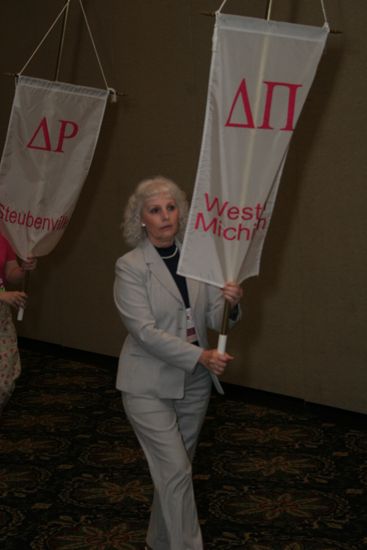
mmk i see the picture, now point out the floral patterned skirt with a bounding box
[0,301,21,411]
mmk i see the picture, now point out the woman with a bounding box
[0,233,36,412]
[113,176,243,550]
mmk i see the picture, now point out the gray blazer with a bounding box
[113,238,239,399]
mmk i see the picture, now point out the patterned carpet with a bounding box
[0,342,366,549]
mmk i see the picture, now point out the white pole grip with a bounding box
[217,333,227,354]
[17,307,25,322]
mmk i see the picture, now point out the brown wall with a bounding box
[1,1,366,413]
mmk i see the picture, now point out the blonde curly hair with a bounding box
[122,176,189,248]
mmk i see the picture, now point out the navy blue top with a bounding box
[155,243,190,308]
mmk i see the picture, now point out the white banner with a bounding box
[0,76,108,259]
[178,14,329,287]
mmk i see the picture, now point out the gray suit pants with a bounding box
[122,365,212,550]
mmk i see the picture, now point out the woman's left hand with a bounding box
[222,281,243,307]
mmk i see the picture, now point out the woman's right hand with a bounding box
[199,349,234,376]
[0,291,27,309]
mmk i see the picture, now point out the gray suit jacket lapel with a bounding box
[141,239,201,309]
[142,239,183,304]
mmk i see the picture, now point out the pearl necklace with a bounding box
[160,246,178,259]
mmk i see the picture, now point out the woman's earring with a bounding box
[141,223,146,228]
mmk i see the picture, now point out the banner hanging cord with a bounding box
[217,0,329,26]
[320,0,329,26]
[18,2,70,75]
[55,0,71,81]
[265,0,274,20]
[17,0,117,100]
[78,0,110,92]
[217,0,228,13]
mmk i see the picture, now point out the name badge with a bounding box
[186,307,198,344]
